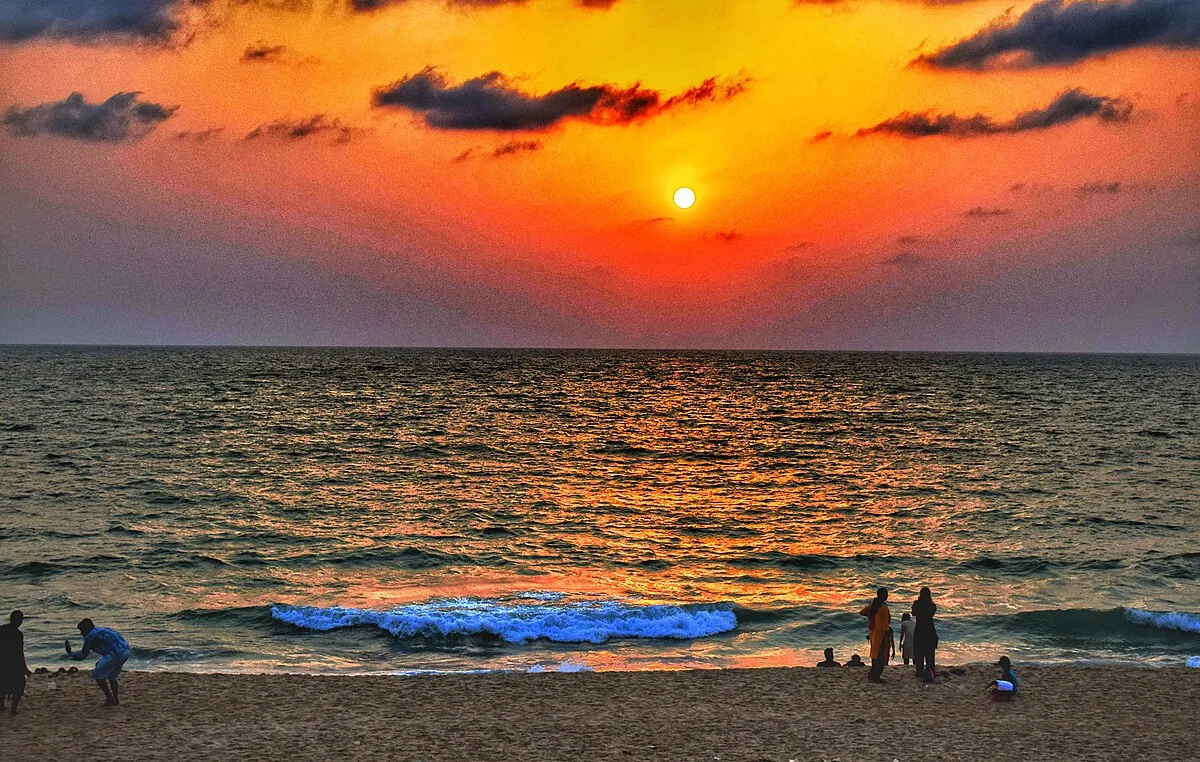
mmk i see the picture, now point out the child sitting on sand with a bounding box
[986,656,1019,701]
[845,654,865,667]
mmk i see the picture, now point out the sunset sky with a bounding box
[1,0,1197,350]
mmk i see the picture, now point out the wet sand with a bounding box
[4,664,1197,761]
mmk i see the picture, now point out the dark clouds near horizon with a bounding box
[245,114,364,144]
[855,88,1132,139]
[916,0,1200,70]
[372,68,748,131]
[2,91,177,142]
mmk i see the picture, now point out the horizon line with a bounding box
[1,342,1197,357]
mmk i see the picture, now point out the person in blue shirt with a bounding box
[986,655,1019,701]
[65,618,131,706]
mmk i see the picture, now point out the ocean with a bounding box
[1,347,1197,674]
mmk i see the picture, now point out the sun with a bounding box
[673,187,696,209]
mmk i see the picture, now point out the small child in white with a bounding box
[899,612,915,666]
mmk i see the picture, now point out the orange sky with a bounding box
[1,0,1197,348]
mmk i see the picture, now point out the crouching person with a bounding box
[66,618,131,706]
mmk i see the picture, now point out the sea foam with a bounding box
[528,659,594,673]
[1123,608,1200,634]
[271,598,737,644]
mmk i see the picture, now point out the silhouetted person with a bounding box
[859,587,892,683]
[845,654,865,667]
[817,647,841,667]
[66,618,130,706]
[986,655,1018,701]
[899,612,914,666]
[911,587,939,682]
[0,611,32,715]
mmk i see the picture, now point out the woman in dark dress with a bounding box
[911,587,938,682]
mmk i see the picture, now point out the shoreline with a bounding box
[6,664,1198,761]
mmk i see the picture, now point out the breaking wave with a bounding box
[271,598,737,644]
[1123,608,1200,634]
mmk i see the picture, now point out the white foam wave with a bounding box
[272,598,736,644]
[528,659,594,673]
[1124,608,1200,634]
[517,591,568,602]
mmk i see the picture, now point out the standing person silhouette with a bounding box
[0,611,33,715]
[859,587,892,683]
[911,587,939,682]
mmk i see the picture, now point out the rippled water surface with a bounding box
[2,348,1197,673]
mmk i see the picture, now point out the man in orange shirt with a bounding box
[859,587,894,683]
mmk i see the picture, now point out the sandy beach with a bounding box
[4,664,1197,761]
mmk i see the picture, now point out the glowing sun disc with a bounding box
[673,187,696,209]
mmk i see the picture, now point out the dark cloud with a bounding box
[346,0,403,11]
[714,230,743,243]
[175,126,223,142]
[884,251,929,268]
[1010,181,1057,195]
[452,147,478,162]
[1078,181,1157,196]
[372,67,748,131]
[1079,181,1124,195]
[245,115,364,144]
[915,0,1200,70]
[963,206,1012,217]
[643,216,673,225]
[242,42,287,62]
[786,241,814,252]
[856,88,1132,139]
[809,129,833,143]
[0,0,194,45]
[491,139,542,157]
[2,91,177,142]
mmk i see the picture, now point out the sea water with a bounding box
[1,347,1197,673]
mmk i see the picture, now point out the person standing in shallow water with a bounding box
[912,587,939,682]
[859,587,892,683]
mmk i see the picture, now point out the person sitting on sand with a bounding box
[1,610,33,716]
[859,587,892,683]
[845,654,865,667]
[986,656,1019,701]
[899,612,915,666]
[817,648,841,667]
[66,618,131,706]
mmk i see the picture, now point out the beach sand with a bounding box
[3,664,1197,761]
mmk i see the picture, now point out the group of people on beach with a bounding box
[4,593,1021,714]
[858,586,940,684]
[0,610,132,714]
[816,586,1017,700]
